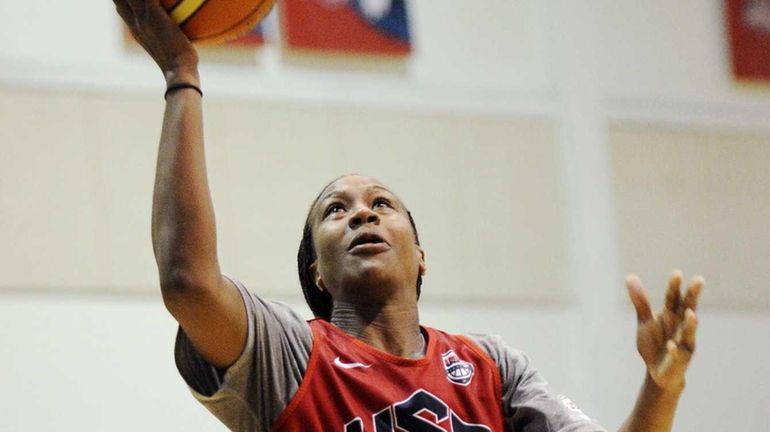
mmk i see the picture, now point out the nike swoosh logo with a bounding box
[333,356,372,369]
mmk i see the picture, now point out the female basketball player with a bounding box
[114,1,704,431]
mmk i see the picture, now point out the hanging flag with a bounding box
[725,0,770,82]
[281,0,412,56]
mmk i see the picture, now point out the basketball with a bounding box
[160,0,277,44]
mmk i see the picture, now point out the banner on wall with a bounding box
[725,0,770,82]
[280,0,411,56]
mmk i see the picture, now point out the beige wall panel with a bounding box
[82,95,164,291]
[0,88,568,304]
[0,88,108,289]
[611,126,770,309]
[455,118,568,303]
[333,110,568,303]
[204,101,338,296]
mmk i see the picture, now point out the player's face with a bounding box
[310,175,425,304]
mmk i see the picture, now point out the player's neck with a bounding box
[330,300,424,359]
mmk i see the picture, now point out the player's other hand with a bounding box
[625,271,704,392]
[114,0,199,85]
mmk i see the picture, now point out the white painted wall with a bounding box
[1,0,768,431]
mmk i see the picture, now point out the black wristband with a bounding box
[164,83,203,100]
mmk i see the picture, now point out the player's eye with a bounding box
[373,198,392,209]
[324,203,346,217]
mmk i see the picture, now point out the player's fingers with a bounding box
[679,308,698,353]
[683,276,705,313]
[113,0,135,26]
[114,0,149,51]
[135,0,166,17]
[126,0,147,14]
[665,270,683,313]
[626,274,653,322]
[654,340,675,377]
[669,338,692,370]
[656,339,692,379]
[145,0,178,27]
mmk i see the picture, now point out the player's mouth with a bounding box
[348,232,389,254]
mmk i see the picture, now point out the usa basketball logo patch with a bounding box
[442,350,475,386]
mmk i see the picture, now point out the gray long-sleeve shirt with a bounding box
[175,279,607,431]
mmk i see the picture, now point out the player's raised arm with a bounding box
[114,0,246,368]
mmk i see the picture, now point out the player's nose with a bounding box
[348,206,379,229]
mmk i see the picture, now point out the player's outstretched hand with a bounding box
[625,271,704,392]
[114,0,199,84]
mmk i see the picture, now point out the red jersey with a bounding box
[272,319,505,432]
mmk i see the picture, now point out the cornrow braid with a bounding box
[297,178,422,321]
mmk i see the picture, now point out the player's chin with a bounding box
[347,259,387,276]
[343,260,396,286]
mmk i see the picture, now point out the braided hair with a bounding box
[297,177,423,320]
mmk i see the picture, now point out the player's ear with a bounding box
[416,245,427,277]
[310,260,326,292]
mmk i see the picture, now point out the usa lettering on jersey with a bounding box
[343,389,491,432]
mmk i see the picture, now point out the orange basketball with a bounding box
[160,0,277,44]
